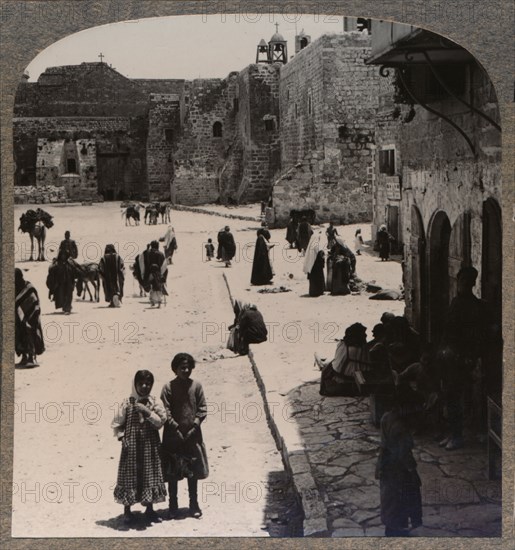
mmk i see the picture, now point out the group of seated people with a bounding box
[315,313,442,435]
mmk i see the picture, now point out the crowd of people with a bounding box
[312,265,495,536]
[14,209,496,536]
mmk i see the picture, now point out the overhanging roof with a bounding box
[366,25,475,66]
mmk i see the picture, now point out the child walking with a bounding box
[205,239,215,261]
[112,370,167,524]
[161,353,208,519]
[354,228,364,255]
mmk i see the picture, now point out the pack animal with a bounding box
[121,204,143,226]
[18,209,54,261]
[75,262,100,302]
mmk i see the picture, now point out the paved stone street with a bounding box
[12,202,502,538]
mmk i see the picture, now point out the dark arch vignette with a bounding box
[3,4,511,544]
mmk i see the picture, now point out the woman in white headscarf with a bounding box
[160,226,178,265]
[303,232,326,297]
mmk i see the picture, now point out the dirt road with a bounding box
[12,203,287,537]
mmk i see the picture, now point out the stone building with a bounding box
[272,31,380,226]
[366,22,502,419]
[14,27,379,216]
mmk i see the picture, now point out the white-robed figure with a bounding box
[160,226,178,265]
[303,231,325,297]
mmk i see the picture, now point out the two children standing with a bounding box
[112,354,208,524]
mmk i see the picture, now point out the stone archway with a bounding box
[427,210,451,344]
[448,211,472,302]
[409,204,426,337]
[482,197,503,399]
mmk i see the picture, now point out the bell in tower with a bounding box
[268,24,288,64]
[295,29,311,54]
[256,38,270,64]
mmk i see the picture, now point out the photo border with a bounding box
[1,1,513,548]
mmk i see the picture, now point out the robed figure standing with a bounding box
[251,228,274,285]
[99,243,125,307]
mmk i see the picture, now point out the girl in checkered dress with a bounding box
[112,370,167,524]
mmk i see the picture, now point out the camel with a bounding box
[18,209,53,261]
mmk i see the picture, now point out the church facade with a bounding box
[14,24,382,226]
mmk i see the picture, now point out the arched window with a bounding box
[213,121,223,137]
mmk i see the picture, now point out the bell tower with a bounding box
[295,29,311,54]
[268,23,288,64]
[256,38,270,63]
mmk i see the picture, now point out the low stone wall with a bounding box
[272,161,372,228]
[14,185,104,204]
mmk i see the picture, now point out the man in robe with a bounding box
[296,216,313,256]
[99,244,125,307]
[15,268,45,367]
[219,226,236,267]
[437,266,493,450]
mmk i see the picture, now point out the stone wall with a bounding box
[146,94,181,200]
[14,116,146,199]
[402,66,500,262]
[235,64,281,203]
[34,137,98,201]
[372,64,501,329]
[172,77,239,205]
[273,32,380,226]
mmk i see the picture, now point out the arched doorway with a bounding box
[482,198,503,400]
[427,210,451,344]
[448,212,472,301]
[410,205,426,337]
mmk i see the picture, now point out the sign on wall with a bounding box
[385,175,401,200]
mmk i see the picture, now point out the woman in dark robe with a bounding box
[296,217,313,255]
[303,232,325,297]
[219,226,236,267]
[46,248,76,314]
[99,244,125,307]
[375,384,423,536]
[251,228,274,285]
[15,268,45,367]
[285,217,298,249]
[377,225,393,261]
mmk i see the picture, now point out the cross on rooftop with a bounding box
[275,23,279,33]
[98,53,105,63]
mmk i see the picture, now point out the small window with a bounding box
[66,159,77,173]
[213,121,223,137]
[308,93,313,116]
[165,129,174,143]
[379,149,395,175]
[357,18,372,33]
[295,103,298,118]
[338,126,348,140]
[264,119,275,132]
[233,98,239,112]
